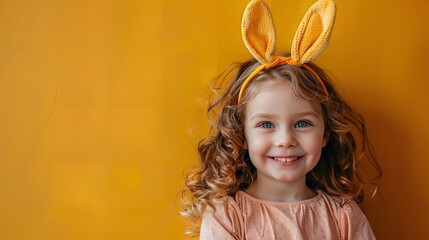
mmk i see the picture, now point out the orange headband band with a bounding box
[237,56,329,103]
[238,0,335,104]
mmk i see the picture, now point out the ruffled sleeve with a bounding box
[199,197,244,240]
[339,201,376,240]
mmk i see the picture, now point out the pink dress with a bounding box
[200,190,375,240]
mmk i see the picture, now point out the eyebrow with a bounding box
[249,111,321,121]
[294,111,321,118]
[250,113,276,121]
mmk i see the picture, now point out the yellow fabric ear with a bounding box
[242,0,276,64]
[291,0,336,64]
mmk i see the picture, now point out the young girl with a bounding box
[181,0,382,239]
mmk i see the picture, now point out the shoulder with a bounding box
[319,192,363,214]
[321,192,369,221]
[200,194,244,239]
[319,192,376,240]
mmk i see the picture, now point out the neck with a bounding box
[245,176,316,202]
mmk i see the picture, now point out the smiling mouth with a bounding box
[271,156,302,163]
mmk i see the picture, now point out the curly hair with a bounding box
[180,56,382,237]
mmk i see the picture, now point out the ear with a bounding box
[322,132,329,148]
[243,131,248,149]
[242,0,276,64]
[243,136,248,149]
[291,0,336,64]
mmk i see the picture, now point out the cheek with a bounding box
[301,134,326,154]
[245,132,270,154]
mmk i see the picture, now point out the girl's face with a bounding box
[244,81,327,187]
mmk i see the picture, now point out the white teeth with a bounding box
[274,157,298,162]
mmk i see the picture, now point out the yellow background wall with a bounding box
[0,0,427,239]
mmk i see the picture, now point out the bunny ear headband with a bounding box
[238,0,336,103]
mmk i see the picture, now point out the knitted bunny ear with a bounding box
[242,0,276,64]
[291,0,336,64]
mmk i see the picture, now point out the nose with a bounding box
[274,128,297,148]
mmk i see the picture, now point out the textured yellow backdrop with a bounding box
[0,0,428,239]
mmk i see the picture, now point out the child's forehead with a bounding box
[246,77,286,98]
[247,79,292,101]
[246,81,322,115]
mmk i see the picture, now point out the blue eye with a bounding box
[259,122,273,128]
[295,120,311,128]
